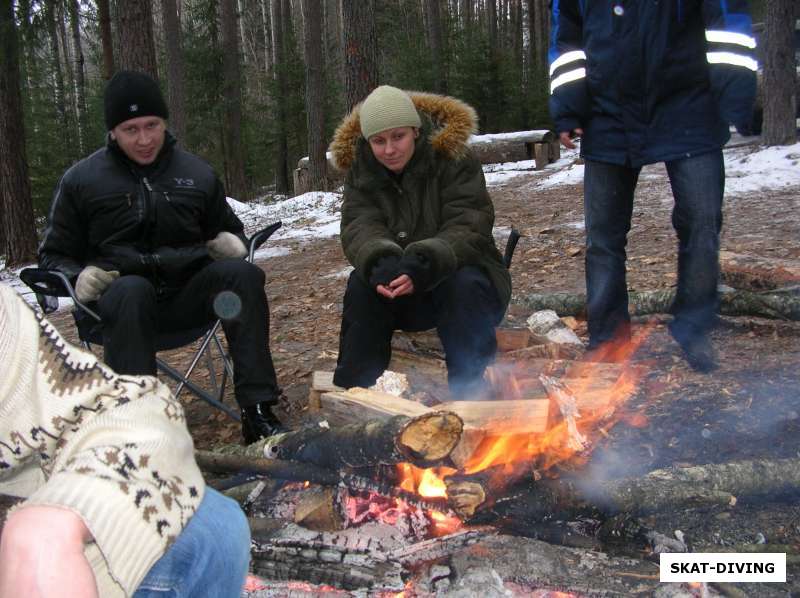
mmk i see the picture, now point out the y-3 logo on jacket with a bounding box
[174,178,195,187]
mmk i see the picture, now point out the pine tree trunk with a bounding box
[260,0,272,79]
[302,0,328,191]
[425,0,447,94]
[461,0,472,29]
[97,0,115,79]
[221,0,249,200]
[162,0,187,143]
[45,0,72,151]
[762,0,797,146]
[270,0,290,194]
[117,0,159,79]
[57,1,79,161]
[532,0,548,75]
[0,0,38,267]
[324,0,342,82]
[342,0,378,111]
[67,0,87,156]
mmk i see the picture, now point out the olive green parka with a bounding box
[329,92,512,308]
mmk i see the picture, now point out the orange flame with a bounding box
[396,325,654,505]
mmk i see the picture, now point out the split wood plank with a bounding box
[436,399,550,436]
[318,387,432,426]
[308,370,341,410]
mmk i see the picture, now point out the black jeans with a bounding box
[583,151,725,347]
[334,266,504,398]
[96,258,280,408]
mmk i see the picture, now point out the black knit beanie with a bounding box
[104,70,169,131]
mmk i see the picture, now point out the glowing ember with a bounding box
[397,463,454,498]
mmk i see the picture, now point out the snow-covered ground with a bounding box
[3,140,799,307]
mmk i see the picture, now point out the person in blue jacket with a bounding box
[549,0,757,372]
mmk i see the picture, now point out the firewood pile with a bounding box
[196,327,800,596]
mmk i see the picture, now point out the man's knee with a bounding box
[186,489,250,582]
[437,266,493,304]
[99,275,156,319]
[209,258,266,289]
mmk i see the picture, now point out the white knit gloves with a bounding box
[206,231,247,260]
[75,266,120,303]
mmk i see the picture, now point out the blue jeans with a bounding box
[134,488,251,597]
[583,151,725,347]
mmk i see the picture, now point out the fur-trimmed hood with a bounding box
[329,91,478,172]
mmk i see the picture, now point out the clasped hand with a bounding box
[376,274,414,299]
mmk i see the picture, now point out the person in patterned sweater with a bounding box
[0,284,250,597]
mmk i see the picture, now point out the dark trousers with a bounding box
[333,266,504,398]
[96,259,280,408]
[583,151,725,347]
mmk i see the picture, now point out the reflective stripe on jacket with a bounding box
[549,0,757,167]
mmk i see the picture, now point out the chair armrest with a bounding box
[247,221,282,262]
[19,268,100,320]
[503,228,521,269]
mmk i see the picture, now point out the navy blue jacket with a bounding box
[548,0,757,167]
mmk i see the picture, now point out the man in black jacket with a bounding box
[39,70,283,444]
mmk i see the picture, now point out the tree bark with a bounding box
[323,0,342,82]
[531,0,548,75]
[762,0,797,146]
[342,0,378,111]
[0,0,38,266]
[221,0,249,199]
[425,0,447,94]
[67,0,87,156]
[117,0,159,79]
[302,0,327,191]
[96,0,115,79]
[161,0,187,143]
[44,0,72,151]
[270,0,290,193]
[520,288,800,321]
[57,0,79,161]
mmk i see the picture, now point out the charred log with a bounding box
[263,412,463,469]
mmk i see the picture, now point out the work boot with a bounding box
[668,322,717,373]
[241,401,286,444]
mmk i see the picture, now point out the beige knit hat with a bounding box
[359,85,421,139]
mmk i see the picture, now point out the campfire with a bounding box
[195,326,798,595]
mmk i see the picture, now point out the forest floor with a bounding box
[21,140,800,594]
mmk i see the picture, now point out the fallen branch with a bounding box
[195,450,340,485]
[471,457,800,526]
[520,288,800,320]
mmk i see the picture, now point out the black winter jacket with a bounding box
[548,0,757,167]
[39,134,245,295]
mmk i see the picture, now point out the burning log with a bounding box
[264,412,464,470]
[521,288,800,320]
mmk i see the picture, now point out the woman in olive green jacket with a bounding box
[330,85,511,399]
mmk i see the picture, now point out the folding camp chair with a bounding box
[20,221,282,422]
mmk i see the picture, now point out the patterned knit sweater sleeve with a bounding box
[0,285,205,597]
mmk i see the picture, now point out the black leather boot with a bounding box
[241,402,286,444]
